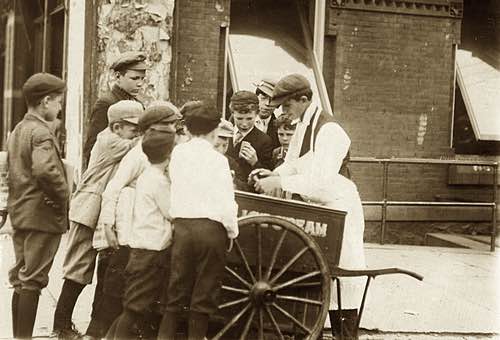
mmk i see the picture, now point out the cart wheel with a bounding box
[212,215,331,340]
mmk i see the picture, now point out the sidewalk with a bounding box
[0,228,499,339]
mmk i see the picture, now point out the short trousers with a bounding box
[9,229,61,292]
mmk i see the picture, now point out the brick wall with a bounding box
[325,4,468,203]
[170,0,230,108]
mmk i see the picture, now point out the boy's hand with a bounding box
[239,143,258,166]
[103,223,119,249]
[254,176,282,195]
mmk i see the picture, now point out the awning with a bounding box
[455,49,500,141]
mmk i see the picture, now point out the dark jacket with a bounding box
[7,113,69,233]
[227,127,273,186]
[82,84,139,169]
[266,114,280,150]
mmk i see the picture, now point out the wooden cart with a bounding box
[207,191,423,340]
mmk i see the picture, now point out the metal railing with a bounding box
[350,157,498,251]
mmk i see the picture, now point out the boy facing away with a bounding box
[159,103,239,340]
[7,73,69,339]
[106,130,176,340]
[53,100,141,339]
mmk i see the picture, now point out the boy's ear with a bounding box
[110,122,122,132]
[300,95,309,103]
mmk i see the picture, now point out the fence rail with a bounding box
[350,157,498,251]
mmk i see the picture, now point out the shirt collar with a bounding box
[233,126,254,140]
[25,112,53,131]
[299,105,318,126]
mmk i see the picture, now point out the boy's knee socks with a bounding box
[53,279,85,331]
[16,289,40,339]
[12,291,19,338]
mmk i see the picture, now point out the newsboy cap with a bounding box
[183,103,221,122]
[253,78,276,97]
[107,100,143,125]
[139,101,181,131]
[218,119,234,138]
[270,74,311,107]
[142,130,176,164]
[22,73,65,105]
[230,90,259,106]
[110,51,148,72]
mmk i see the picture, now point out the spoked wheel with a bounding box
[210,215,331,340]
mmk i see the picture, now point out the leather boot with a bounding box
[187,311,208,340]
[158,311,178,340]
[12,291,20,338]
[328,309,359,340]
[16,290,40,339]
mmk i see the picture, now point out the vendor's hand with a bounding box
[103,224,119,250]
[248,168,274,182]
[254,176,282,195]
[239,143,258,166]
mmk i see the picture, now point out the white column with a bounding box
[313,0,326,70]
[64,0,86,173]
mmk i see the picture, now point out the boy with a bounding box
[106,131,175,340]
[226,90,273,190]
[8,73,68,339]
[271,115,296,170]
[159,103,239,340]
[215,119,251,191]
[53,100,141,339]
[254,78,280,149]
[83,51,147,168]
[85,101,181,339]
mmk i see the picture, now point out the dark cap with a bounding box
[270,74,311,106]
[253,78,276,97]
[110,51,148,72]
[22,73,65,105]
[230,90,259,106]
[139,101,181,131]
[183,103,221,123]
[141,129,176,164]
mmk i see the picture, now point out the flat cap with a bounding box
[139,101,181,131]
[253,78,276,97]
[23,73,65,104]
[230,90,259,106]
[184,103,221,122]
[107,100,143,125]
[142,129,176,164]
[270,74,311,107]
[110,51,148,72]
[218,119,234,138]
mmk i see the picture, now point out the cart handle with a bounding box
[331,267,424,281]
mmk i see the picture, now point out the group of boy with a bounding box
[6,49,366,340]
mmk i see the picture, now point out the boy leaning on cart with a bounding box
[158,103,239,340]
[7,73,69,339]
[106,130,176,340]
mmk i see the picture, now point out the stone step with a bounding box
[424,232,493,251]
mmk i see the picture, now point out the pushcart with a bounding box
[207,191,423,340]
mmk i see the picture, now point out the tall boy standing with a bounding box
[159,104,239,340]
[7,73,69,339]
[52,100,141,339]
[83,51,147,168]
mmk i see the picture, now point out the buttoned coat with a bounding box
[7,113,69,234]
[227,127,273,185]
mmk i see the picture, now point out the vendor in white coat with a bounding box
[252,73,366,329]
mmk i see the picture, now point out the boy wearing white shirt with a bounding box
[106,131,175,340]
[159,103,238,340]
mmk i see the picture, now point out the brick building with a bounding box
[0,0,498,228]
